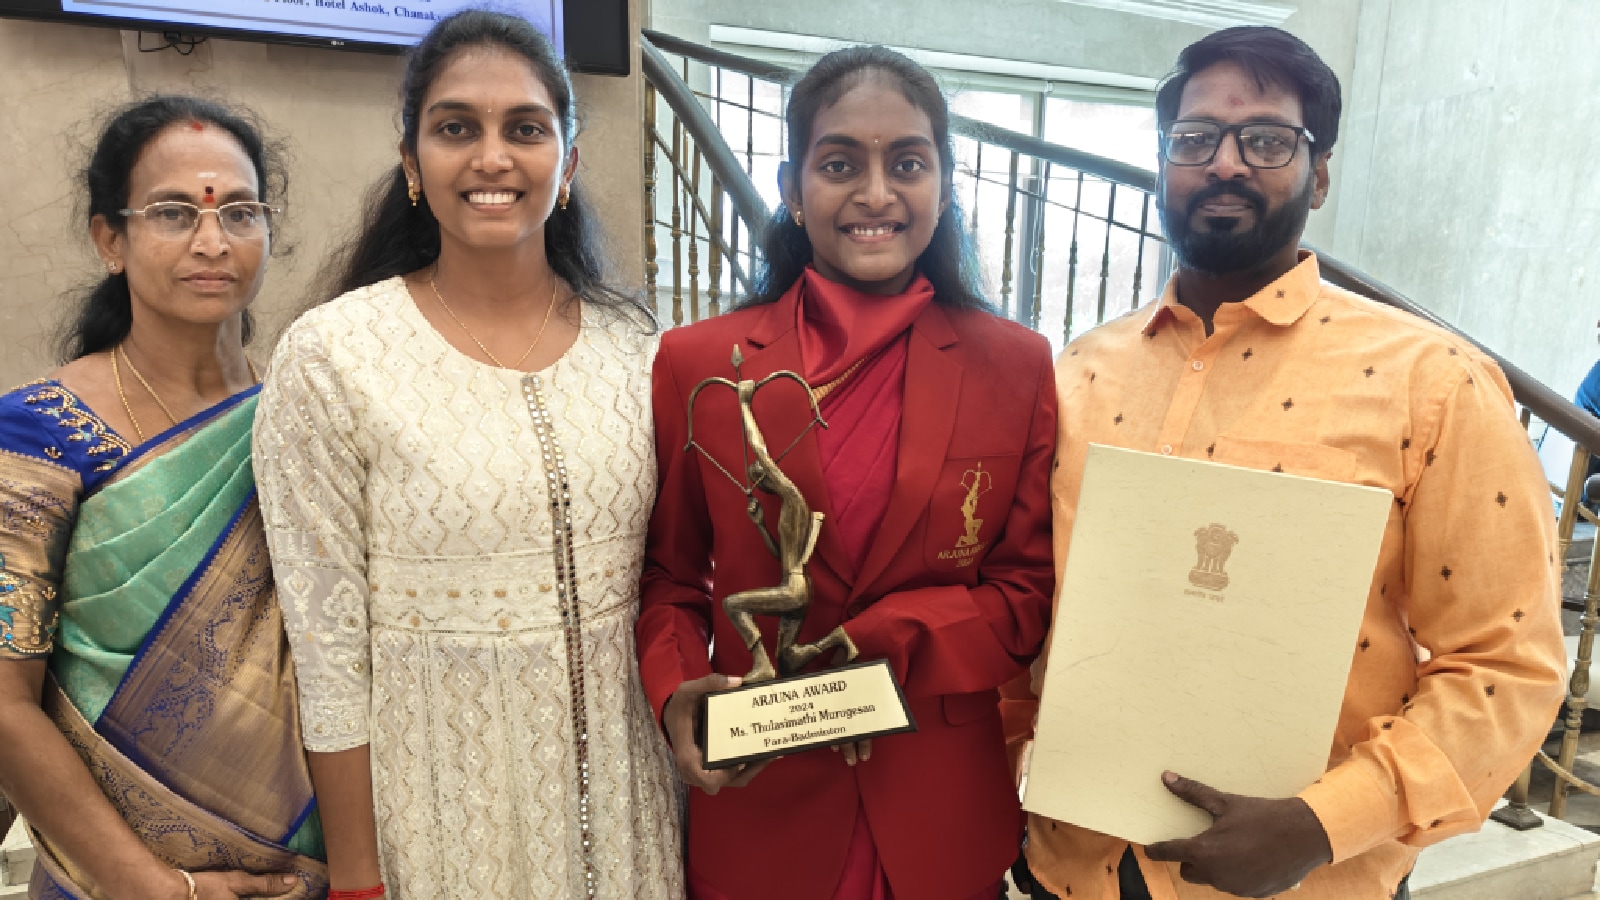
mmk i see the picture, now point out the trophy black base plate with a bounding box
[696,659,917,770]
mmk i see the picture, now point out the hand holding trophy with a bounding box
[668,346,915,780]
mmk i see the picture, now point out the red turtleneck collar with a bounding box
[792,266,935,385]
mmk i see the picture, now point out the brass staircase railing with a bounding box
[639,29,1600,829]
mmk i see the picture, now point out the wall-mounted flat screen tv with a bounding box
[0,0,630,74]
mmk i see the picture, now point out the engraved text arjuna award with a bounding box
[685,346,916,769]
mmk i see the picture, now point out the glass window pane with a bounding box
[948,91,1037,310]
[1042,98,1159,171]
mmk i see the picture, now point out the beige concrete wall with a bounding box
[1328,0,1598,397]
[0,7,643,389]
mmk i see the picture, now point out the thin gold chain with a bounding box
[430,273,559,370]
[113,346,259,443]
[810,357,867,403]
[110,349,148,443]
[118,346,178,430]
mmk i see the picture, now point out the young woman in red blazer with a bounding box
[638,46,1057,900]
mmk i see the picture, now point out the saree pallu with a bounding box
[22,388,327,899]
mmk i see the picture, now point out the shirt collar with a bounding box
[1142,250,1322,336]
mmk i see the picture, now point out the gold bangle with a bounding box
[178,869,196,900]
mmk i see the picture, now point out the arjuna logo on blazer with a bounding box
[933,462,994,569]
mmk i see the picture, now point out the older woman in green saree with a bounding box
[0,96,326,900]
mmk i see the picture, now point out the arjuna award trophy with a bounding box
[685,347,916,769]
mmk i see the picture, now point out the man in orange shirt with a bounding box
[1011,26,1567,900]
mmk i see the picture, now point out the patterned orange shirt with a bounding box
[1015,253,1567,900]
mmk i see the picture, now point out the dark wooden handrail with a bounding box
[640,31,1600,453]
[644,29,795,83]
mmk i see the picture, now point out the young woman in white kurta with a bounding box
[252,11,681,899]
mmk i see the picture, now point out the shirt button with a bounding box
[1161,444,1173,456]
[1192,360,1204,371]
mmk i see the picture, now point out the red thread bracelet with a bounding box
[328,886,386,900]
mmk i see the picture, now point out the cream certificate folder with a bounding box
[1022,444,1391,845]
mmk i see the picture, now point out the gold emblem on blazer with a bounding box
[939,462,993,567]
[1189,523,1239,591]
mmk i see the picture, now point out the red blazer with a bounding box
[638,292,1057,900]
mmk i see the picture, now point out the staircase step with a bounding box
[1,816,31,892]
[1411,802,1600,900]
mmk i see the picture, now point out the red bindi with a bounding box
[189,120,205,132]
[203,186,216,206]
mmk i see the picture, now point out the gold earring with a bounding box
[793,209,804,228]
[559,185,570,210]
[408,181,420,207]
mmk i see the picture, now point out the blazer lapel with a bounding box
[851,305,963,602]
[738,301,855,588]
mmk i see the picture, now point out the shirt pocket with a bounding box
[922,453,1022,574]
[1210,435,1359,483]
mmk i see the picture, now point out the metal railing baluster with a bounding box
[1490,767,1541,830]
[643,86,660,318]
[1001,151,1020,319]
[1549,445,1595,819]
[970,142,983,236]
[1132,194,1150,312]
[1097,184,1116,326]
[688,145,703,323]
[708,177,725,316]
[670,118,684,327]
[1064,172,1083,345]
[1030,162,1050,330]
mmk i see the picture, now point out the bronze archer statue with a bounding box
[685,346,858,684]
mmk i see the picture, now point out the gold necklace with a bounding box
[111,348,151,443]
[113,346,260,443]
[430,273,559,370]
[116,346,176,441]
[810,357,866,403]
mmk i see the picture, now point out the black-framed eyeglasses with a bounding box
[1160,120,1316,169]
[119,201,279,241]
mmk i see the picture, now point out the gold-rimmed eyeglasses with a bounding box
[1160,120,1316,169]
[119,201,279,241]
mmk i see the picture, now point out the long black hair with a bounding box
[746,45,988,310]
[60,95,285,362]
[324,9,649,325]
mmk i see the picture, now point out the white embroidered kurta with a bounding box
[253,278,683,899]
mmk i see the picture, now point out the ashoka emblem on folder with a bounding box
[1189,523,1239,591]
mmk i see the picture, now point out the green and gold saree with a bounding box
[0,381,327,899]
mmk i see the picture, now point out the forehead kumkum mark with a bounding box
[203,186,216,206]
[189,120,205,132]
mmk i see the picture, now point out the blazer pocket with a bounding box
[923,454,1021,573]
[942,689,1000,727]
[1210,435,1358,483]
